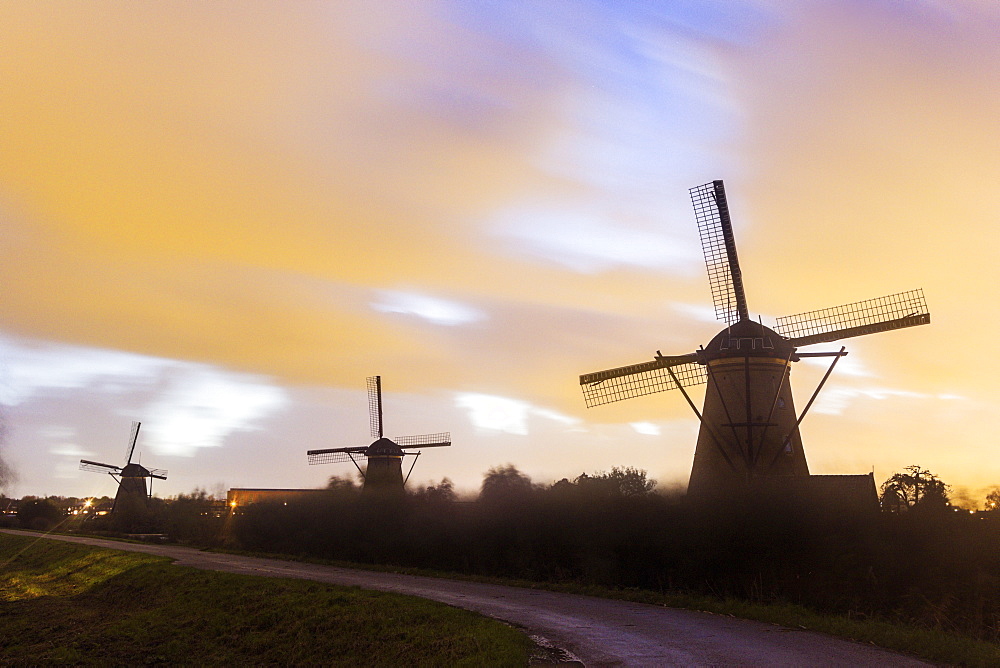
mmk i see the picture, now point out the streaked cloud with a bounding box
[372,290,486,326]
[0,334,289,463]
[455,392,580,435]
[630,421,661,436]
[495,204,701,274]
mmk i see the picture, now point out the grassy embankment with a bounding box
[211,547,1000,668]
[0,533,532,665]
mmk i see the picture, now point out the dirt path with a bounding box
[3,530,931,666]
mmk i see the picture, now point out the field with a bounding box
[0,533,532,665]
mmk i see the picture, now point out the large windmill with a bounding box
[579,180,930,500]
[80,421,168,515]
[307,376,451,495]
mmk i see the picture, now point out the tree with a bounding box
[880,465,949,512]
[419,478,457,503]
[0,407,15,497]
[575,467,656,498]
[480,465,533,504]
[985,488,1000,513]
[327,475,360,494]
[17,498,63,531]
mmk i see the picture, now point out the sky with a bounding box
[1,0,998,505]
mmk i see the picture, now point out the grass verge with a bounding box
[0,533,532,666]
[199,546,999,667]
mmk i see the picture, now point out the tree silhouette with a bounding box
[480,465,534,504]
[985,488,1000,512]
[17,498,62,531]
[574,467,656,498]
[880,465,949,512]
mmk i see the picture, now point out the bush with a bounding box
[18,499,63,531]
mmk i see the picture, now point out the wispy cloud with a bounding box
[371,290,486,326]
[0,335,289,460]
[455,392,580,435]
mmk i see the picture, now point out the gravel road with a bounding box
[3,529,932,666]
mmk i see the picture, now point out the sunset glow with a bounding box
[1,1,997,502]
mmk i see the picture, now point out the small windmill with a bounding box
[579,180,930,499]
[80,421,168,513]
[307,376,451,494]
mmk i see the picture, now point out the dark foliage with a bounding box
[17,498,63,531]
[227,466,1000,642]
[163,489,226,545]
[880,465,950,512]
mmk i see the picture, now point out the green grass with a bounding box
[0,533,532,665]
[10,530,1000,666]
[201,547,1000,667]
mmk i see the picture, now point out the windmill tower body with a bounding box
[114,463,153,516]
[689,322,808,498]
[579,180,930,502]
[363,438,406,493]
[308,376,451,496]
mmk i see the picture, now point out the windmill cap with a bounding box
[703,319,794,359]
[120,462,152,477]
[366,437,404,457]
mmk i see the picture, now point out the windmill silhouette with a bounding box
[579,180,930,499]
[307,376,451,494]
[80,421,168,516]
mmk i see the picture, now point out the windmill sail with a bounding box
[124,421,141,464]
[395,433,451,448]
[308,446,368,465]
[580,354,705,408]
[367,376,383,440]
[776,289,930,347]
[79,459,122,474]
[692,180,749,324]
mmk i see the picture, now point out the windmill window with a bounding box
[722,337,772,350]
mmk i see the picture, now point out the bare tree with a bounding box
[880,465,949,512]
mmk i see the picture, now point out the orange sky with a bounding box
[1,1,998,503]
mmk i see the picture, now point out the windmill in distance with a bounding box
[80,421,167,516]
[579,180,930,501]
[308,376,451,495]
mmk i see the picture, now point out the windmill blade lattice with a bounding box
[147,468,168,480]
[776,289,930,347]
[395,433,451,448]
[580,359,706,408]
[79,459,121,474]
[367,376,383,440]
[124,421,141,464]
[692,181,749,324]
[307,447,368,465]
